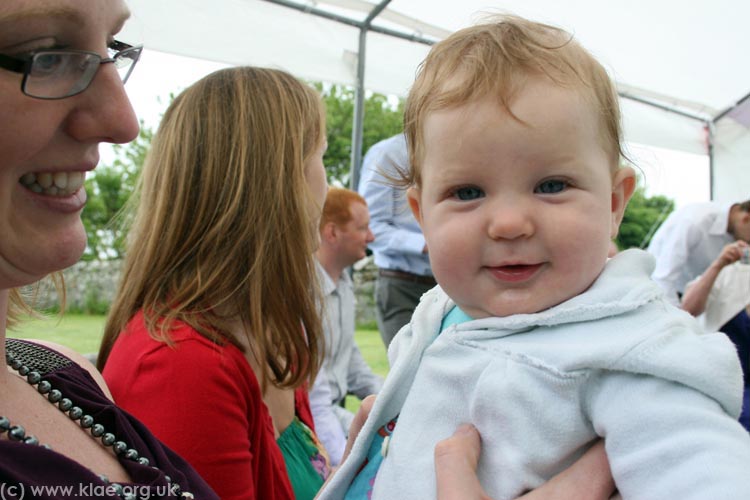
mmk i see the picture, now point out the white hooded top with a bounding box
[319,249,750,500]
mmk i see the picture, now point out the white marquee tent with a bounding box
[122,0,750,200]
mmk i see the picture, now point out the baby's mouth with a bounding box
[19,171,86,197]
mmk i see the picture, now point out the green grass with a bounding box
[345,328,389,414]
[7,315,390,414]
[8,313,107,355]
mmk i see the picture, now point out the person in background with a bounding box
[309,187,384,465]
[647,200,750,305]
[682,240,750,431]
[319,15,750,500]
[358,134,435,348]
[0,0,217,497]
[98,67,330,500]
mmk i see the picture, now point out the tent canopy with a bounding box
[122,0,750,201]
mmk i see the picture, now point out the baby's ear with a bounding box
[407,187,424,226]
[610,167,636,238]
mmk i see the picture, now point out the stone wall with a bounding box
[34,259,123,313]
[352,256,378,327]
[33,258,379,326]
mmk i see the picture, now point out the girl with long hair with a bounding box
[98,67,330,500]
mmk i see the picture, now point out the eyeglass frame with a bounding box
[0,40,143,100]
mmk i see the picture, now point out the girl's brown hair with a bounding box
[98,67,325,389]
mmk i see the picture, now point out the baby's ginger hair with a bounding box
[405,15,624,188]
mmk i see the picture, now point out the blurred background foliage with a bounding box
[82,83,673,261]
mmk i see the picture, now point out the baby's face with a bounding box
[408,77,634,318]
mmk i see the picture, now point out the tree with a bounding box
[616,186,674,250]
[316,83,404,186]
[81,122,153,260]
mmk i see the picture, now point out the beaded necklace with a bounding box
[2,339,194,500]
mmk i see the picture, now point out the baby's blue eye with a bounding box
[535,179,567,194]
[453,186,484,201]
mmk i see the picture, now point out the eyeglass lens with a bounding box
[23,48,139,99]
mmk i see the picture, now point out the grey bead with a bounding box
[10,359,22,370]
[111,483,124,495]
[123,494,136,500]
[101,433,116,446]
[37,381,52,394]
[48,389,62,403]
[80,415,94,428]
[23,435,39,446]
[8,425,25,441]
[68,407,83,420]
[0,416,10,431]
[91,424,105,437]
[26,371,41,384]
[125,449,139,461]
[137,457,150,466]
[113,441,127,455]
[59,398,72,412]
[18,365,29,376]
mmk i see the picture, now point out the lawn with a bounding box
[8,313,108,355]
[8,314,389,413]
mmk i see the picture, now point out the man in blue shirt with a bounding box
[358,134,435,348]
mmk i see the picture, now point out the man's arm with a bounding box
[346,343,384,400]
[310,367,348,466]
[359,138,426,258]
[682,241,748,315]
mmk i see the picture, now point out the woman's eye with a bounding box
[33,52,64,73]
[535,179,567,194]
[453,186,484,201]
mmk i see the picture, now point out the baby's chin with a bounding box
[458,296,568,319]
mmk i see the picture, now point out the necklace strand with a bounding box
[3,348,194,500]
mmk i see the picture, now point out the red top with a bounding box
[103,310,315,500]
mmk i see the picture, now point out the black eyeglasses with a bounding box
[0,40,143,100]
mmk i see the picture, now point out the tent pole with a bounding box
[618,91,709,123]
[707,123,715,201]
[713,90,750,123]
[350,27,367,191]
[350,0,391,191]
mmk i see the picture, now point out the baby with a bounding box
[320,15,750,500]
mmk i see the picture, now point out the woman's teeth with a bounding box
[19,171,85,196]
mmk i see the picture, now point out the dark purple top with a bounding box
[0,338,219,499]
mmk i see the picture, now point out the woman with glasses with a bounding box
[0,1,218,497]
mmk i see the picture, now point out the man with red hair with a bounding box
[310,187,384,465]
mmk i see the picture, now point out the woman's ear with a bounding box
[610,167,637,239]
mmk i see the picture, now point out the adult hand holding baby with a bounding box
[435,426,614,500]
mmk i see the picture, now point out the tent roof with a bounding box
[121,0,750,200]
[123,0,750,117]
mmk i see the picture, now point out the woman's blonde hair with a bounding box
[6,274,65,328]
[98,67,325,389]
[405,15,624,188]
